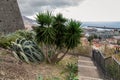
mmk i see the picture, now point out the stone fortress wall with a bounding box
[0,0,24,34]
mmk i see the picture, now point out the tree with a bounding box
[87,34,98,45]
[52,13,67,48]
[34,11,82,63]
[117,40,120,45]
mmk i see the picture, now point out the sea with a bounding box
[81,22,120,28]
[81,22,120,31]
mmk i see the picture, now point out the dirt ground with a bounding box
[0,48,78,80]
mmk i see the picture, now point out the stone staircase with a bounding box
[78,56,104,80]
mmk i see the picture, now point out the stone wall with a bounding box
[0,0,24,34]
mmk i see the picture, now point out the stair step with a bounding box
[79,76,103,80]
[78,65,97,69]
[78,56,104,79]
[78,60,95,66]
[78,65,102,78]
[79,56,92,61]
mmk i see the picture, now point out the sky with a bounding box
[17,0,120,22]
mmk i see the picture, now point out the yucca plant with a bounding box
[35,11,82,64]
[11,38,44,63]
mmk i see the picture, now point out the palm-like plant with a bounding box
[52,13,67,48]
[35,11,55,44]
[35,11,56,63]
[35,11,82,63]
[36,11,53,27]
[56,20,83,62]
[65,20,82,49]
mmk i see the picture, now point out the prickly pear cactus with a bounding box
[11,38,44,63]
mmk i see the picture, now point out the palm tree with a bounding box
[56,19,83,62]
[35,11,56,63]
[35,11,82,63]
[52,13,67,48]
[65,19,82,49]
[35,11,55,44]
[36,11,53,27]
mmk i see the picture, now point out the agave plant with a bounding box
[11,38,44,63]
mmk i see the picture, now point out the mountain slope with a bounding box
[22,16,37,25]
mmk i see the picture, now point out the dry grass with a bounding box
[68,38,92,57]
[0,48,78,80]
[70,45,92,57]
[114,54,120,62]
[100,45,115,57]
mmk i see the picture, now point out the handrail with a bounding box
[92,49,120,80]
[112,56,120,65]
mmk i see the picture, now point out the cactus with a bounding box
[11,38,44,63]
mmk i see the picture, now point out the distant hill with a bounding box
[22,16,37,25]
[22,16,38,30]
[81,22,120,28]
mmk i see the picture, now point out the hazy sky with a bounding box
[18,0,120,21]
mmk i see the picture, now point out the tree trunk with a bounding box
[55,49,69,63]
[50,53,59,63]
[46,46,51,63]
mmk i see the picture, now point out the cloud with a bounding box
[17,0,84,16]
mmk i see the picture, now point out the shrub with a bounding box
[0,33,20,48]
[35,11,82,63]
[14,30,36,40]
[66,63,78,74]
[66,72,78,80]
[11,38,44,63]
[37,75,60,80]
[64,62,78,80]
[0,30,35,49]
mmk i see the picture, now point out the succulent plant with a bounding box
[11,38,44,63]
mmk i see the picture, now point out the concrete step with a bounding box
[78,56,104,79]
[78,65,103,78]
[79,56,92,61]
[78,60,95,66]
[79,76,103,80]
[78,64,97,69]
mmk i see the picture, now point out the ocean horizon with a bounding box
[81,22,120,28]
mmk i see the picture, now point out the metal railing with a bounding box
[92,49,120,80]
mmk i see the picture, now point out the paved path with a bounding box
[78,56,104,80]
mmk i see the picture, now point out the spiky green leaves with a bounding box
[65,20,83,49]
[35,12,83,50]
[36,11,53,27]
[35,11,83,63]
[11,38,44,63]
[36,27,56,45]
[52,13,67,48]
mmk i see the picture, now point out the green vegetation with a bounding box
[35,11,82,63]
[87,34,100,45]
[106,61,120,79]
[117,40,120,45]
[65,63,78,80]
[0,11,80,79]
[0,11,82,64]
[0,30,35,49]
[37,75,60,80]
[66,73,78,80]
[11,38,44,63]
[66,63,78,73]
